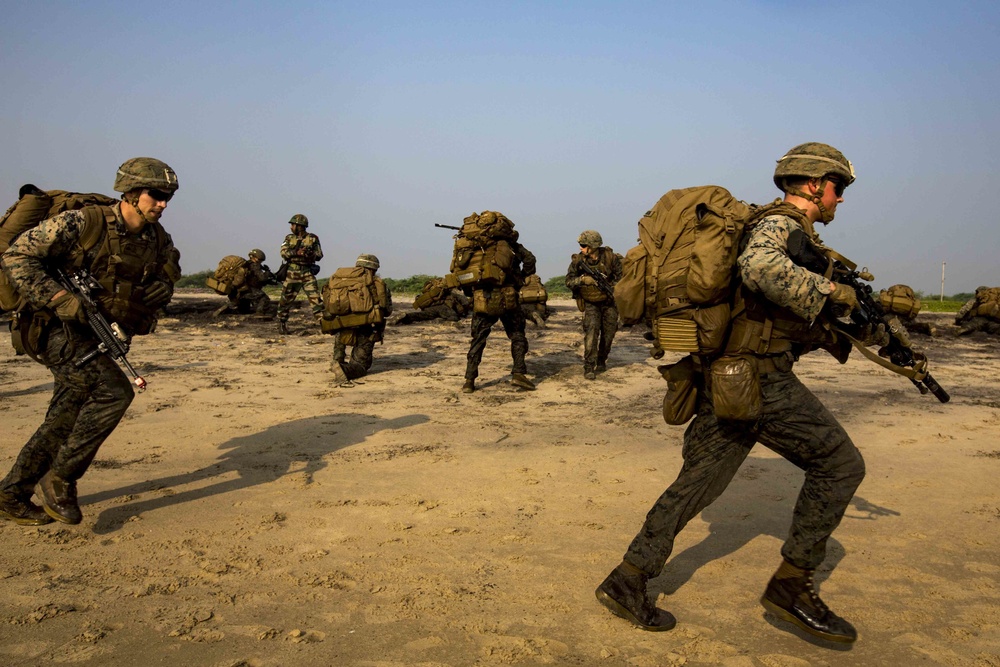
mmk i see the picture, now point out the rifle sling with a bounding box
[834,326,929,383]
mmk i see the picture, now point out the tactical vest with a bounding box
[724,204,836,357]
[574,247,616,303]
[283,233,321,268]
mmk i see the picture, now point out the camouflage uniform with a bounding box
[0,203,178,512]
[277,231,324,323]
[624,212,866,575]
[331,258,392,382]
[565,247,623,374]
[228,260,274,314]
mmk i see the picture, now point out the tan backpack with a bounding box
[879,284,922,319]
[519,274,547,304]
[445,211,518,288]
[205,255,248,294]
[321,266,387,332]
[0,186,117,312]
[614,186,753,355]
[413,278,447,310]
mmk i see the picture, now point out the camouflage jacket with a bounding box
[241,261,274,291]
[564,247,623,291]
[280,232,323,267]
[737,214,835,323]
[1,203,179,312]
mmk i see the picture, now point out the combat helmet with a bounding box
[356,254,380,270]
[578,230,603,248]
[114,157,179,194]
[289,213,309,228]
[774,142,854,223]
[249,249,266,262]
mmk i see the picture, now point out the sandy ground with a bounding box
[0,293,997,667]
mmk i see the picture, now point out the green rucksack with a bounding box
[0,185,117,312]
[205,255,248,294]
[614,185,754,356]
[445,211,518,288]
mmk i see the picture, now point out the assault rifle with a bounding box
[787,230,948,403]
[434,223,461,231]
[56,268,147,392]
[576,258,616,301]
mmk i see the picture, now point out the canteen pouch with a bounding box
[659,355,698,425]
[473,288,504,316]
[710,355,761,421]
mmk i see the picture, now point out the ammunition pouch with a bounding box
[710,355,761,421]
[659,355,699,425]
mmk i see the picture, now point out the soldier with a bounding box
[519,274,550,328]
[462,235,537,393]
[955,286,1000,336]
[214,249,276,316]
[565,230,623,379]
[391,278,471,325]
[330,254,392,387]
[879,284,934,336]
[0,157,180,526]
[596,143,866,643]
[276,213,324,334]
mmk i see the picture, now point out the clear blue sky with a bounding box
[2,1,998,294]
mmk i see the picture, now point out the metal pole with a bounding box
[940,261,946,302]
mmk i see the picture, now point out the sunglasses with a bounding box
[826,178,845,197]
[145,188,174,203]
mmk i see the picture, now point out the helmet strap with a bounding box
[784,178,834,224]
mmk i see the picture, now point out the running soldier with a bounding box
[0,158,180,526]
[329,254,392,386]
[565,230,623,379]
[276,213,323,334]
[596,143,867,643]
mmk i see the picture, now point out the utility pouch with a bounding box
[473,289,504,316]
[658,355,698,425]
[710,355,761,421]
[575,296,585,313]
[500,285,519,312]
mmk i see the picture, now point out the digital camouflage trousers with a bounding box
[581,301,618,370]
[1,324,135,499]
[625,369,865,575]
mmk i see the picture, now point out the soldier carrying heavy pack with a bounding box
[391,277,471,325]
[0,157,181,526]
[208,248,277,316]
[955,285,1000,336]
[325,254,392,387]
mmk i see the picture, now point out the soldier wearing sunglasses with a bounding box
[0,157,180,527]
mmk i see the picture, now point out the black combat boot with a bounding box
[36,471,83,525]
[761,560,857,643]
[461,379,475,394]
[0,492,54,526]
[278,320,290,335]
[595,561,676,632]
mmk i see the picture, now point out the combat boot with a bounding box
[330,361,353,387]
[461,379,475,394]
[0,492,54,526]
[584,369,596,380]
[278,320,290,335]
[36,471,83,525]
[760,560,857,643]
[595,561,676,632]
[596,361,608,372]
[511,373,535,390]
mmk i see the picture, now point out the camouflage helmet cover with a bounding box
[288,213,309,228]
[577,230,603,248]
[773,142,855,191]
[356,253,380,270]
[249,248,266,261]
[114,157,179,194]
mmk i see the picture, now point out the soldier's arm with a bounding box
[1,210,88,308]
[279,235,294,261]
[383,284,393,316]
[158,229,182,285]
[737,217,834,322]
[310,235,323,262]
[609,251,624,284]
[518,245,537,277]
[565,254,585,290]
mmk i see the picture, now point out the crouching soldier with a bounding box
[326,254,392,386]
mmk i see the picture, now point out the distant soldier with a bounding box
[277,213,323,334]
[565,230,623,379]
[212,248,276,316]
[520,274,550,328]
[955,286,1000,336]
[879,284,934,336]
[391,278,470,326]
[329,254,393,387]
[0,157,180,526]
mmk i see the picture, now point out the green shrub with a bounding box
[544,276,570,295]
[175,270,213,288]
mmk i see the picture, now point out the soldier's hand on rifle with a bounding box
[143,281,173,308]
[828,282,858,316]
[580,275,596,285]
[50,291,87,323]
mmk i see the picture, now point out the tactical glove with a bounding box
[828,282,858,314]
[143,281,173,308]
[50,292,87,323]
[580,275,597,285]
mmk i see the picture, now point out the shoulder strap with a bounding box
[78,205,114,252]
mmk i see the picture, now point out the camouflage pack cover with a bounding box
[773,142,854,190]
